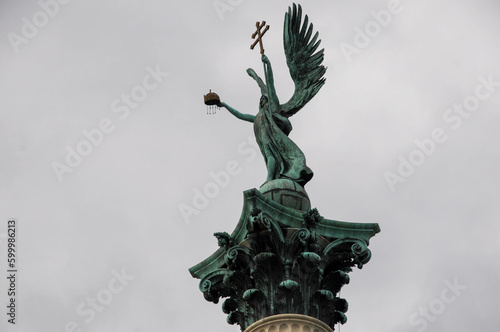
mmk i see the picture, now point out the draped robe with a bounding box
[253,98,313,186]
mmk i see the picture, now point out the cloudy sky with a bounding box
[1,0,499,331]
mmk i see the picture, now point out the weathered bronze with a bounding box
[192,4,380,332]
[222,3,325,187]
[189,189,380,331]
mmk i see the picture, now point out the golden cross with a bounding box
[250,21,270,55]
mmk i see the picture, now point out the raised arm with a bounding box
[219,102,255,123]
[262,54,279,105]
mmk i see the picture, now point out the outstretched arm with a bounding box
[219,102,255,123]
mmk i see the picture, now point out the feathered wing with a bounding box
[280,3,327,117]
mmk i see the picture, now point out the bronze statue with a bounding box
[192,6,381,332]
[219,4,326,187]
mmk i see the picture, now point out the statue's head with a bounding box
[259,95,268,111]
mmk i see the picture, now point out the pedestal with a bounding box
[259,179,310,212]
[189,188,380,331]
[245,314,334,332]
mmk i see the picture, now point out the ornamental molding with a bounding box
[189,189,380,331]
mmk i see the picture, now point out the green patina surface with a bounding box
[219,3,326,187]
[189,189,380,331]
[190,4,381,331]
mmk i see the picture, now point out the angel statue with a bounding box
[219,4,326,187]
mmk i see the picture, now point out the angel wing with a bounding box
[280,3,327,117]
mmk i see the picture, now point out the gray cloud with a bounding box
[1,0,499,331]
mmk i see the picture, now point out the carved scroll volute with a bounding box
[190,189,379,331]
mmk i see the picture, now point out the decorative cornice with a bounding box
[189,189,380,331]
[189,189,379,279]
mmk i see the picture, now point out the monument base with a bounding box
[259,179,310,212]
[189,189,380,331]
[245,314,334,332]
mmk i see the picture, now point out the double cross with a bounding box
[250,21,270,55]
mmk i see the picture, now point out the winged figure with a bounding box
[219,4,326,187]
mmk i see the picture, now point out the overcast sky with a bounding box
[1,0,500,331]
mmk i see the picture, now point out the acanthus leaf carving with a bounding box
[191,190,379,332]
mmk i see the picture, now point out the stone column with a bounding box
[245,314,334,332]
[190,189,380,331]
